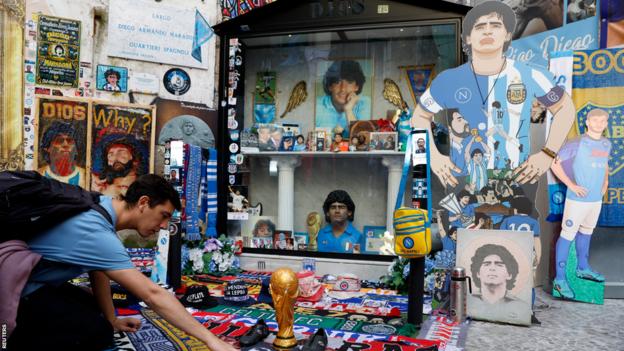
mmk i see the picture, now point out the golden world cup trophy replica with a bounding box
[270,267,299,349]
[306,212,322,251]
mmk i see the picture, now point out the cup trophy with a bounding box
[306,212,322,251]
[270,267,299,349]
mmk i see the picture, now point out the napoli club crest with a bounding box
[163,68,191,96]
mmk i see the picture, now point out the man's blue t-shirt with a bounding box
[559,135,611,203]
[317,222,363,253]
[419,58,557,171]
[23,196,133,296]
[500,214,540,236]
[316,95,371,133]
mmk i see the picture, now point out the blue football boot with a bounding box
[576,269,605,282]
[553,279,575,299]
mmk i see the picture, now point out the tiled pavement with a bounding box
[465,289,624,350]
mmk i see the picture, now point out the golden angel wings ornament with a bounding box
[382,78,408,110]
[280,81,307,118]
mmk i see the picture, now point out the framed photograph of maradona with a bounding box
[315,59,373,133]
[96,64,128,92]
[456,229,533,326]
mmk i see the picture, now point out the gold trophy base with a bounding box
[273,335,298,350]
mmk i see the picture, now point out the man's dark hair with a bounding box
[323,190,355,223]
[509,196,534,216]
[104,68,121,80]
[457,189,472,201]
[97,134,146,184]
[471,244,519,290]
[462,1,516,56]
[443,108,471,138]
[480,185,497,198]
[121,174,181,211]
[471,148,484,158]
[40,121,84,164]
[511,185,525,197]
[323,60,366,95]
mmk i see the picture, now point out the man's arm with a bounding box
[464,136,475,163]
[89,271,141,332]
[602,165,609,195]
[514,93,575,184]
[411,105,461,187]
[550,156,587,197]
[344,92,360,123]
[106,269,237,351]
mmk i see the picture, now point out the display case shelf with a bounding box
[242,151,407,232]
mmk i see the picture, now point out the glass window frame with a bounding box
[220,18,463,262]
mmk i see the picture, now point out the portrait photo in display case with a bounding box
[315,59,373,134]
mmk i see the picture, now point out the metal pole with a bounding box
[408,257,425,326]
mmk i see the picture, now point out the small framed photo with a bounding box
[273,230,294,250]
[294,232,308,251]
[362,226,386,254]
[309,130,327,152]
[369,132,397,151]
[96,65,128,92]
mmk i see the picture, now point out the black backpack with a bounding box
[0,171,113,242]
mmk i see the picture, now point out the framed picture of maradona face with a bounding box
[315,59,373,132]
[457,228,533,326]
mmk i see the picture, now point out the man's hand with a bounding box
[344,92,360,112]
[206,337,238,351]
[568,184,588,198]
[431,151,461,187]
[513,151,554,184]
[111,317,141,332]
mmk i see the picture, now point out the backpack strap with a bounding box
[91,203,113,226]
[395,132,414,210]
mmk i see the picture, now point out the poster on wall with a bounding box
[90,102,155,197]
[254,71,277,123]
[96,64,128,92]
[155,98,217,149]
[36,15,81,87]
[34,96,90,188]
[571,47,624,226]
[107,0,214,69]
[600,0,624,48]
[457,229,533,326]
[506,0,598,68]
[315,59,373,134]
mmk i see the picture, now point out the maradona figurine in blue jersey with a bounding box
[551,108,611,301]
[317,190,364,253]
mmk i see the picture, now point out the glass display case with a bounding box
[215,1,466,262]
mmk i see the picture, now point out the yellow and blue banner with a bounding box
[572,48,624,226]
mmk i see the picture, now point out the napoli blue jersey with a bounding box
[500,214,540,236]
[559,135,611,202]
[420,58,557,172]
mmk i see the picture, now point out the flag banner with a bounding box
[571,48,624,226]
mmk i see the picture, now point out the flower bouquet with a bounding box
[182,235,242,276]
